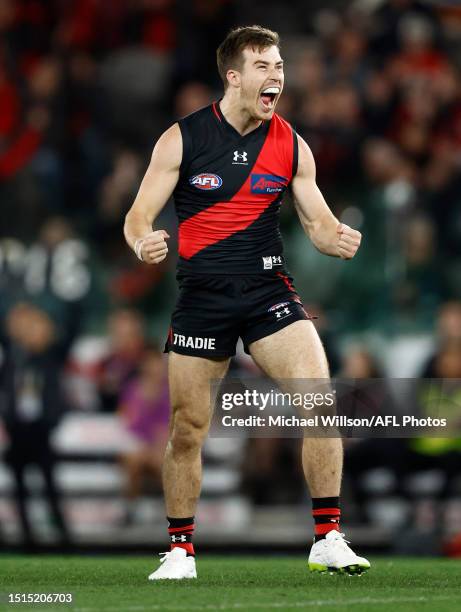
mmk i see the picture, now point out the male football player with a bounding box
[124,25,370,579]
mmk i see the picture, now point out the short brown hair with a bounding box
[217,25,280,89]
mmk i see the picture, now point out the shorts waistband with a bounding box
[177,255,287,275]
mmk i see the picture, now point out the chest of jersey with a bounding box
[174,106,295,220]
[173,105,296,263]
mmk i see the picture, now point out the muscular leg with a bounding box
[248,320,342,498]
[163,353,230,517]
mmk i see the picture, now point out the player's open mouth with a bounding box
[260,87,280,111]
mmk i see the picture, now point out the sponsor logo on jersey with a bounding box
[173,333,216,350]
[189,173,222,190]
[262,255,283,269]
[251,174,288,194]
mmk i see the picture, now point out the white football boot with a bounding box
[148,547,197,580]
[308,530,371,575]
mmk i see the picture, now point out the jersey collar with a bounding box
[212,100,269,139]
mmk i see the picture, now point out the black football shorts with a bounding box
[164,272,313,357]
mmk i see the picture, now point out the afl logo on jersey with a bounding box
[190,173,223,190]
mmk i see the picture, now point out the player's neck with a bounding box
[219,95,262,136]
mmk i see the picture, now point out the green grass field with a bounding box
[1,555,460,612]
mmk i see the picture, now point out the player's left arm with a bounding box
[291,134,361,259]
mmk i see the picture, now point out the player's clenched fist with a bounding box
[135,230,170,264]
[336,223,361,260]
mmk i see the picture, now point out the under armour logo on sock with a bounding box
[171,534,188,543]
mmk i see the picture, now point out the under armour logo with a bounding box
[233,150,248,164]
[276,307,290,318]
[272,256,282,265]
[171,534,187,542]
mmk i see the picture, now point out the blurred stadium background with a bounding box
[0,0,460,558]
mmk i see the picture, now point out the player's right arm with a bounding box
[124,123,182,264]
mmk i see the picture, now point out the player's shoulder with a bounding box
[155,122,182,152]
[151,123,183,169]
[292,131,315,178]
[176,104,215,163]
[294,131,313,159]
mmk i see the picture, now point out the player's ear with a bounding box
[226,69,241,88]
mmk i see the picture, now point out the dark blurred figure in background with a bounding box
[421,301,461,377]
[343,330,461,542]
[96,308,146,413]
[388,360,461,555]
[340,346,398,525]
[118,345,169,525]
[400,303,461,544]
[174,81,213,119]
[0,303,72,548]
[241,436,304,506]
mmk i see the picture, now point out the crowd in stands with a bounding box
[1,0,460,339]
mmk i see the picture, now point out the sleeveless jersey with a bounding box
[174,101,298,275]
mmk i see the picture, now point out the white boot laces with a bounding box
[159,552,170,563]
[333,532,351,550]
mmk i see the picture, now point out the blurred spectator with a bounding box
[296,80,363,184]
[241,437,304,506]
[341,346,397,524]
[0,303,73,548]
[384,304,461,539]
[0,215,95,319]
[371,0,442,60]
[96,308,146,413]
[343,339,461,531]
[421,301,461,377]
[94,149,144,260]
[362,70,396,136]
[390,214,445,330]
[118,345,169,524]
[396,376,461,545]
[174,0,236,87]
[339,345,383,379]
[174,81,213,118]
[388,13,447,84]
[328,27,370,89]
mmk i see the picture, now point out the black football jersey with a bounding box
[174,101,298,274]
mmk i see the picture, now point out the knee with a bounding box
[169,413,208,456]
